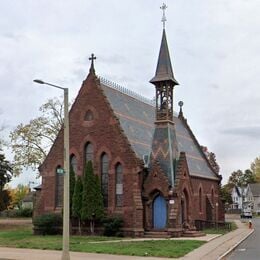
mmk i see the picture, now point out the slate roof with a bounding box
[151,123,178,184]
[249,183,260,196]
[100,81,219,180]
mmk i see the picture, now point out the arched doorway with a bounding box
[153,195,167,229]
[181,189,189,225]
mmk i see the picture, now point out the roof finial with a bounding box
[89,53,96,74]
[160,3,167,29]
[178,101,184,118]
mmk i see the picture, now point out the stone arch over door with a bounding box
[181,188,190,226]
[153,195,167,229]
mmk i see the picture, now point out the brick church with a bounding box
[36,14,224,237]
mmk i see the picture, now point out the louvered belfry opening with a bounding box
[155,80,173,121]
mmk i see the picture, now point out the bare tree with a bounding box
[10,97,64,175]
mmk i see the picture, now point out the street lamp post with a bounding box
[33,79,70,260]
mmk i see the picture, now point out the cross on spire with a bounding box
[160,3,167,29]
[89,53,96,74]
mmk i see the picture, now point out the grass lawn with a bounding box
[0,226,205,258]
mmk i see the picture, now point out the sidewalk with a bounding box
[179,219,254,260]
[0,247,163,260]
[0,219,253,260]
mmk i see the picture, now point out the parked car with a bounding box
[240,209,252,218]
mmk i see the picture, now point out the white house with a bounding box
[21,192,34,209]
[244,183,260,214]
[231,186,244,210]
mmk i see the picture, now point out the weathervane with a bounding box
[160,3,167,29]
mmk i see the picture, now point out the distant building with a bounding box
[244,183,260,214]
[21,192,34,209]
[35,12,224,236]
[231,186,244,210]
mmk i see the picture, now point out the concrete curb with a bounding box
[217,229,255,260]
[207,234,222,242]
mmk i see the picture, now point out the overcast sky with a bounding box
[1,0,260,187]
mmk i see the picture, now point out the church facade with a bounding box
[36,23,224,237]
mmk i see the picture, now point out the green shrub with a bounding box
[16,208,33,217]
[33,213,62,235]
[102,217,123,237]
[0,208,32,218]
[0,209,16,218]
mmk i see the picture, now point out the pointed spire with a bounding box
[89,53,96,74]
[150,29,179,85]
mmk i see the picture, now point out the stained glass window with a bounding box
[115,163,123,207]
[70,155,77,174]
[101,153,109,207]
[199,188,202,212]
[85,142,93,163]
[84,110,94,121]
[211,189,214,205]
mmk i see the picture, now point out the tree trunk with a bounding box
[90,220,95,235]
[78,219,81,235]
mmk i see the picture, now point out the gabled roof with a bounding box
[34,185,42,190]
[150,29,179,85]
[100,80,219,180]
[248,183,260,196]
[233,186,242,197]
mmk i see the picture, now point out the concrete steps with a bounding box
[144,231,171,238]
[182,230,206,237]
[144,230,205,238]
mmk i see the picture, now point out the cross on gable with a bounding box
[89,53,97,74]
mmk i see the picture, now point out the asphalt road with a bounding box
[228,217,260,260]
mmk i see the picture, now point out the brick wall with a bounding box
[38,72,144,233]
[37,71,224,235]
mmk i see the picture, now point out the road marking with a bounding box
[237,248,246,252]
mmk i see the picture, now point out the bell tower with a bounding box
[150,3,179,122]
[150,3,179,185]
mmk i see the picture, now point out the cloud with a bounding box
[209,83,220,89]
[99,54,127,65]
[221,126,260,139]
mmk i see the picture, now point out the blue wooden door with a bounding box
[153,195,167,229]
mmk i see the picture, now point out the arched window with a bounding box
[199,188,202,212]
[101,153,109,207]
[115,163,123,207]
[84,110,94,121]
[211,188,214,205]
[55,165,64,207]
[70,155,77,174]
[85,142,93,163]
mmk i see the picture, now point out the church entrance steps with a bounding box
[144,231,171,238]
[181,230,206,237]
